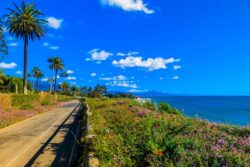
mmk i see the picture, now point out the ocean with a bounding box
[150,96,250,126]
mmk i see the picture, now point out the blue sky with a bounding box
[1,0,250,95]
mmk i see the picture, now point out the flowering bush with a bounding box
[86,98,250,167]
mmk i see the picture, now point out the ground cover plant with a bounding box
[0,94,74,128]
[86,98,250,167]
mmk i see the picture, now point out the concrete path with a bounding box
[0,101,81,167]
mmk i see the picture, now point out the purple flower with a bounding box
[211,145,220,152]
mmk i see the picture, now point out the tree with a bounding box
[71,85,79,97]
[5,2,47,94]
[48,57,64,94]
[47,77,54,95]
[60,82,69,94]
[80,86,88,96]
[31,66,43,91]
[94,84,107,96]
[9,77,22,94]
[0,19,8,61]
[0,70,5,84]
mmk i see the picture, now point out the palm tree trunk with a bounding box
[23,35,28,94]
[49,82,52,95]
[15,84,18,94]
[54,69,58,94]
[36,78,39,92]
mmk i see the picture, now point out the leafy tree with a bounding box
[31,66,43,91]
[94,84,107,97]
[48,57,64,94]
[88,87,93,97]
[0,70,5,84]
[80,86,88,96]
[5,2,47,94]
[71,85,79,96]
[9,77,22,94]
[60,82,70,94]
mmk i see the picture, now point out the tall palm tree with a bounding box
[0,19,8,60]
[48,57,64,94]
[47,77,54,95]
[5,2,47,94]
[32,66,43,91]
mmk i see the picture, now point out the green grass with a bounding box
[12,94,40,108]
[85,98,250,167]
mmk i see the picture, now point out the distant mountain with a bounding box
[134,91,177,97]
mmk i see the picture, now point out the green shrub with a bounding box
[20,104,33,110]
[41,95,55,106]
[85,98,250,167]
[143,100,158,111]
[57,95,73,102]
[12,94,40,109]
[158,102,171,113]
[41,99,51,105]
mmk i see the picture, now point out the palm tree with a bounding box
[48,57,64,94]
[71,85,79,97]
[5,2,47,94]
[8,77,22,94]
[60,82,69,94]
[31,66,43,91]
[47,77,54,95]
[0,19,8,60]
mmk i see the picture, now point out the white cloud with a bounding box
[53,75,60,79]
[49,46,59,50]
[113,56,180,71]
[101,75,138,88]
[173,65,182,70]
[160,77,164,80]
[168,76,180,80]
[0,62,17,69]
[47,17,63,29]
[106,80,138,89]
[87,48,113,61]
[9,42,19,47]
[67,76,77,80]
[41,78,49,82]
[117,51,140,57]
[43,42,49,46]
[100,75,127,81]
[101,0,154,14]
[66,70,74,74]
[90,73,97,77]
[16,70,22,75]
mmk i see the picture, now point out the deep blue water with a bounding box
[150,96,250,126]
